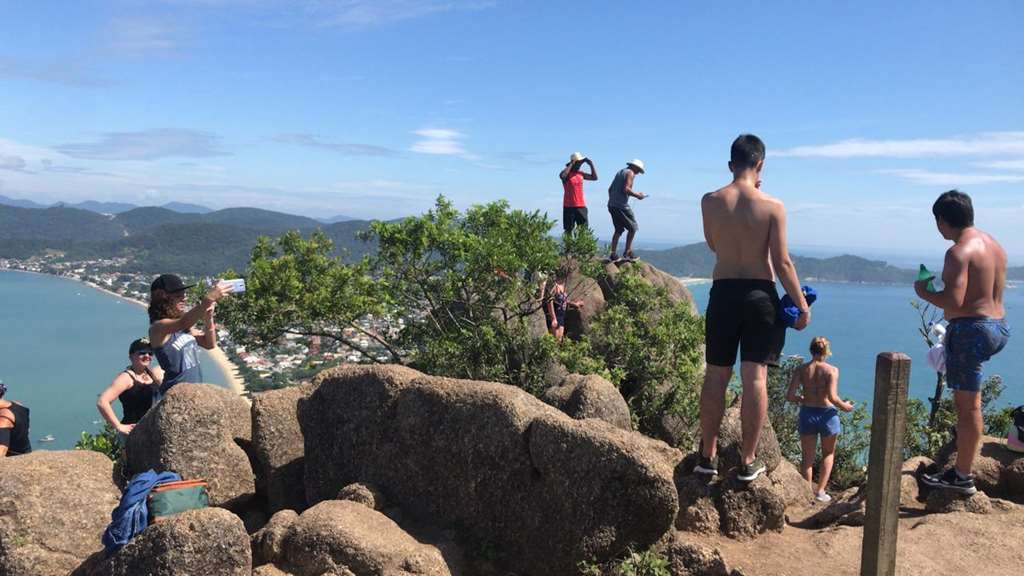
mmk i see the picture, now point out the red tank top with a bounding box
[562,172,585,208]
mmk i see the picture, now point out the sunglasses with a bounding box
[135,351,153,357]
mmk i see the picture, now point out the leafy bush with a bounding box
[614,547,671,576]
[75,422,121,461]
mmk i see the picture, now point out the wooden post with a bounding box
[860,352,911,576]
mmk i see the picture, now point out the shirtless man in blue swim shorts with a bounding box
[917,190,1010,495]
[695,134,811,482]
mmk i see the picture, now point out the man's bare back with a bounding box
[942,228,1006,320]
[702,181,782,281]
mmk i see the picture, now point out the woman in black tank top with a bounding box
[0,380,32,457]
[96,339,165,435]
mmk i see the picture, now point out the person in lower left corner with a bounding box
[0,380,32,457]
[786,337,854,502]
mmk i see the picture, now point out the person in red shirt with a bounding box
[559,152,598,235]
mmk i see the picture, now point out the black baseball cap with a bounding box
[150,274,194,293]
[129,338,152,355]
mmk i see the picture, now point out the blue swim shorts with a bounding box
[798,406,841,437]
[945,317,1011,393]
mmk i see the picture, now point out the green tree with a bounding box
[75,422,121,461]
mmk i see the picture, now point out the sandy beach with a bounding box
[3,269,248,396]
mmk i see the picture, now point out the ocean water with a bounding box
[687,281,1022,410]
[0,271,230,450]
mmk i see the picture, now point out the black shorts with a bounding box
[608,206,638,234]
[563,206,589,233]
[705,279,785,367]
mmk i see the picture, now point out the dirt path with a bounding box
[690,506,1024,575]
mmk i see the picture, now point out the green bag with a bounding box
[148,479,209,522]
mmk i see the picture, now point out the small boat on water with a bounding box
[39,434,55,443]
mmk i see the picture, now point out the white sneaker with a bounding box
[815,491,832,503]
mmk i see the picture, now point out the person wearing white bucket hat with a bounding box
[606,159,647,261]
[559,152,598,236]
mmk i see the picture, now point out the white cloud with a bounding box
[878,169,1024,186]
[57,129,228,161]
[0,155,28,172]
[410,128,471,157]
[974,159,1024,171]
[274,133,398,156]
[104,17,186,57]
[774,132,1024,159]
[159,0,496,27]
[0,56,108,87]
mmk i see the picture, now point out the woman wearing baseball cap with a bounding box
[148,274,234,395]
[96,338,165,438]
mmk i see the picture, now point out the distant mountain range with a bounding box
[0,195,352,223]
[0,204,373,276]
[1,201,1020,283]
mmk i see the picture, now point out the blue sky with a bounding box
[1,1,1022,258]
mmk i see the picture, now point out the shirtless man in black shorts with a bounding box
[695,134,810,482]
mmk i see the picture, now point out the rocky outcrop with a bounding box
[337,483,386,510]
[542,373,632,430]
[936,436,1024,501]
[925,490,994,515]
[299,364,680,575]
[768,459,814,508]
[276,500,450,576]
[674,461,786,539]
[91,508,251,576]
[252,510,299,567]
[661,534,730,576]
[252,384,314,513]
[127,383,256,508]
[0,451,121,576]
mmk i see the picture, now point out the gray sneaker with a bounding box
[737,457,767,482]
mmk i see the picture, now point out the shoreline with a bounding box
[0,268,247,397]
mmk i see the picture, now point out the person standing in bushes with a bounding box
[0,380,31,457]
[786,337,854,502]
[917,190,1010,495]
[545,269,585,343]
[148,274,233,396]
[607,159,646,261]
[695,134,810,482]
[560,152,598,236]
[96,338,164,440]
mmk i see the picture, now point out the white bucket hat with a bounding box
[627,159,645,174]
[569,152,586,164]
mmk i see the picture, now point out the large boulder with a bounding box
[252,384,314,513]
[0,451,121,576]
[127,383,256,508]
[252,509,299,567]
[716,476,786,539]
[299,365,680,575]
[674,459,786,539]
[278,500,450,576]
[90,507,250,576]
[936,436,1024,501]
[542,373,632,430]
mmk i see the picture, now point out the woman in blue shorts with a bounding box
[786,337,854,502]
